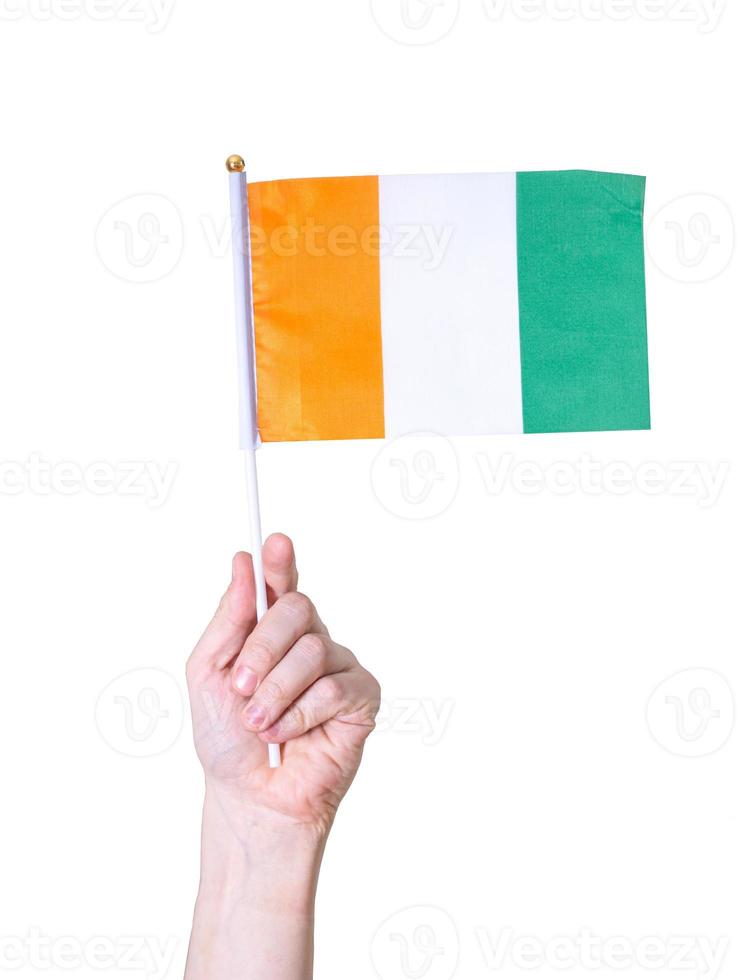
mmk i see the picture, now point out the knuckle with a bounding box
[299,632,329,668]
[257,678,284,707]
[319,674,344,705]
[242,638,273,674]
[363,714,378,736]
[280,590,314,624]
[366,670,382,705]
[367,696,381,724]
[281,704,306,733]
[358,668,382,719]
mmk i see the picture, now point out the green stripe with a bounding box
[516,170,650,434]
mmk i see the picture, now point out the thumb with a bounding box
[189,552,257,672]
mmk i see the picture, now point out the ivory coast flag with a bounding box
[247,170,650,442]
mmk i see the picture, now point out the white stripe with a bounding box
[378,173,523,437]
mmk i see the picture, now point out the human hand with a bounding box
[186,533,380,838]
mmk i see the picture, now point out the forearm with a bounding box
[185,786,327,980]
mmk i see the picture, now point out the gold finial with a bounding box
[226,154,246,173]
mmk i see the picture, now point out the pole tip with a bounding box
[226,154,246,173]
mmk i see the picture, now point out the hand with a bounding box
[184,535,380,979]
[186,533,381,838]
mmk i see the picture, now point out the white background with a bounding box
[1,1,735,978]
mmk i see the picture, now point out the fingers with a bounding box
[240,635,356,733]
[258,668,381,744]
[263,533,298,603]
[187,533,298,676]
[217,570,380,744]
[231,591,322,696]
[188,552,257,672]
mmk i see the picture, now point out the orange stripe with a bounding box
[248,176,384,442]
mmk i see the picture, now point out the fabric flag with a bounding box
[246,169,650,442]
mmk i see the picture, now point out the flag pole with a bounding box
[226,154,281,769]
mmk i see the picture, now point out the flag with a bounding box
[246,169,650,442]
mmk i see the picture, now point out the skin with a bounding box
[184,533,381,980]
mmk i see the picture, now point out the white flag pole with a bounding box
[226,154,281,770]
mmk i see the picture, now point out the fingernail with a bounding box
[244,703,266,728]
[233,666,258,696]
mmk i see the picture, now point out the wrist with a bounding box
[196,783,328,918]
